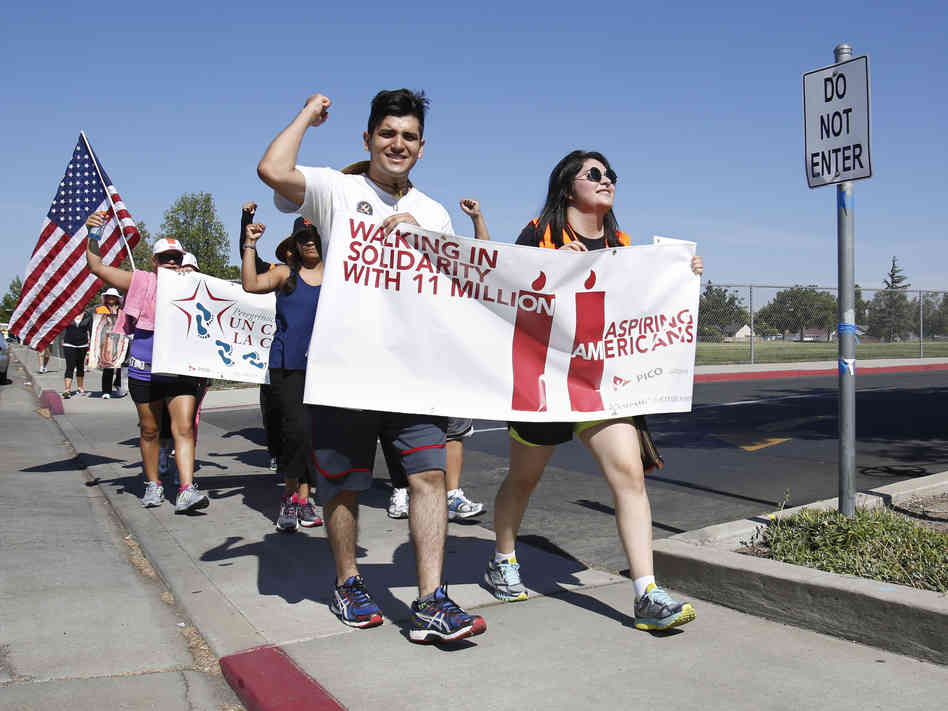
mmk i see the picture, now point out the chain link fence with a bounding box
[697,283,948,365]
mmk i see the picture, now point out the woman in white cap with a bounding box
[84,211,210,514]
[95,288,125,398]
[157,252,210,480]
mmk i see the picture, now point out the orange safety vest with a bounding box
[529,218,631,250]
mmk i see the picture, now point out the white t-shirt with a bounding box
[274,166,454,260]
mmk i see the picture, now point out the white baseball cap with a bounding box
[182,252,199,270]
[103,288,122,298]
[153,237,185,255]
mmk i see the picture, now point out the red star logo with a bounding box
[172,280,236,337]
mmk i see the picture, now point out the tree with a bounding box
[698,282,750,342]
[0,276,23,323]
[867,257,911,341]
[911,291,945,341]
[755,286,836,341]
[159,192,231,278]
[854,284,869,326]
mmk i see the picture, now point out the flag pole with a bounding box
[80,130,137,271]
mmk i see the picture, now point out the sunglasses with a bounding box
[294,233,319,246]
[577,166,618,185]
[156,252,184,265]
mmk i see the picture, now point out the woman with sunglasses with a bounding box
[482,151,703,632]
[84,211,209,514]
[241,215,324,532]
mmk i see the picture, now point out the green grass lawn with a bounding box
[696,340,948,365]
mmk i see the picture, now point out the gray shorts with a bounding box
[446,417,474,441]
[311,406,447,504]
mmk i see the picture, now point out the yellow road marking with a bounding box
[711,433,792,451]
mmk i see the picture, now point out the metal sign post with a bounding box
[803,44,872,516]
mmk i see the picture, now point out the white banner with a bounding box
[153,270,276,384]
[304,218,699,422]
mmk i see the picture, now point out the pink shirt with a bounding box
[113,270,157,334]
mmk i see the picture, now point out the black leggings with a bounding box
[259,382,282,459]
[269,368,313,485]
[63,347,87,379]
[101,367,122,394]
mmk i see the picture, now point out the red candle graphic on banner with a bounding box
[511,271,555,411]
[568,270,605,412]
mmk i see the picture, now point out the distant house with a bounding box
[727,324,752,342]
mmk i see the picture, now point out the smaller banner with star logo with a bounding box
[9,133,141,350]
[152,270,276,383]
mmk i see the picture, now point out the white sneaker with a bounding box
[142,481,164,508]
[387,487,409,519]
[102,393,111,399]
[38,366,47,374]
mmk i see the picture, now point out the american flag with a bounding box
[9,133,140,351]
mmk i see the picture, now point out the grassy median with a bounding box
[742,505,948,594]
[696,340,948,365]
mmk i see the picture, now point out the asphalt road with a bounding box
[199,369,948,573]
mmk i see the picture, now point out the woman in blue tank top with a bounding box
[241,215,324,532]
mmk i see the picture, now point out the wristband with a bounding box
[243,244,256,251]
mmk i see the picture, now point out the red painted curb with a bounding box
[220,645,345,711]
[39,388,64,415]
[694,363,948,383]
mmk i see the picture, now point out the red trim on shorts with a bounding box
[313,455,371,480]
[399,443,446,456]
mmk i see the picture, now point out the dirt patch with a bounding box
[123,534,158,579]
[180,625,221,676]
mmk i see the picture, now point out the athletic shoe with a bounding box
[387,487,409,519]
[409,585,487,643]
[102,393,111,399]
[330,575,383,629]
[62,391,72,400]
[447,488,485,520]
[482,556,528,601]
[174,484,210,514]
[299,499,323,527]
[269,456,279,471]
[633,584,696,631]
[158,445,171,475]
[142,481,164,508]
[38,366,47,374]
[276,496,300,532]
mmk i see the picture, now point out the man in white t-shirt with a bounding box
[257,89,486,644]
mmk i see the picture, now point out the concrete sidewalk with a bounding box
[11,345,948,710]
[0,354,239,710]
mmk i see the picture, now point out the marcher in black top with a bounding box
[62,310,92,398]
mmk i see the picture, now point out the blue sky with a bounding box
[3,1,947,298]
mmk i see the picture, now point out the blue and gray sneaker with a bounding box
[482,556,528,601]
[409,585,486,644]
[330,575,383,629]
[633,583,696,631]
[447,488,484,520]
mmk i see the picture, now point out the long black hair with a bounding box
[536,150,621,248]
